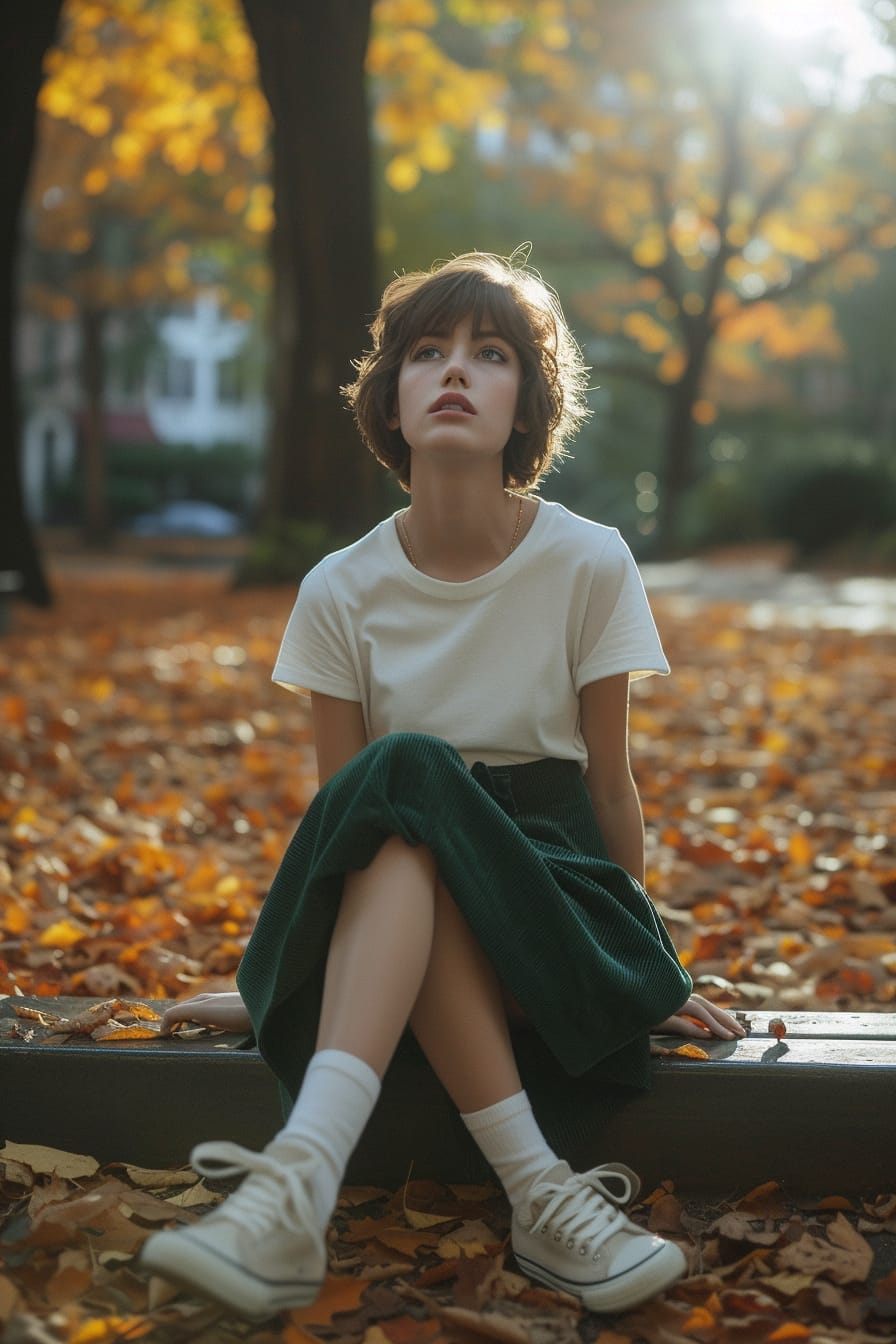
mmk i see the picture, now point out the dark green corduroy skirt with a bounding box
[237,733,691,1150]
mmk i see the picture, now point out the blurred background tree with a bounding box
[373,0,896,554]
[5,0,896,602]
[26,0,272,544]
[1,5,64,607]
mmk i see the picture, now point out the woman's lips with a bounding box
[429,394,475,413]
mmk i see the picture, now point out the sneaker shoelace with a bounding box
[527,1165,638,1261]
[190,1140,325,1255]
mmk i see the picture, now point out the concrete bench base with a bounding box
[2,999,894,1193]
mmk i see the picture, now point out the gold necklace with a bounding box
[398,494,525,571]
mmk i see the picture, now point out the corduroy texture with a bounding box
[236,732,692,1153]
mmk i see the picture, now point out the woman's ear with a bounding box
[513,415,528,434]
[387,409,400,430]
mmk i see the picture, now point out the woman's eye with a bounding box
[479,346,507,362]
[412,345,441,361]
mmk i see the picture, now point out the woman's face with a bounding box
[389,314,527,472]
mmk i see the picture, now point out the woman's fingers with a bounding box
[655,994,747,1039]
[689,995,746,1037]
[159,992,250,1034]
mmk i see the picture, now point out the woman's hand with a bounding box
[653,993,746,1041]
[159,991,252,1035]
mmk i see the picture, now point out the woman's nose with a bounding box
[441,354,469,384]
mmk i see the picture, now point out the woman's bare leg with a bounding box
[314,834,439,1075]
[315,830,523,1105]
[314,834,523,1109]
[311,839,550,1209]
[409,879,523,1112]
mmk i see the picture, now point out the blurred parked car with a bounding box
[125,501,244,538]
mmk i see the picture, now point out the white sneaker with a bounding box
[139,1139,327,1320]
[512,1161,686,1313]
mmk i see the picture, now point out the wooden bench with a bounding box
[2,997,894,1194]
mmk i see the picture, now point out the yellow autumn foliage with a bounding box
[719,300,845,360]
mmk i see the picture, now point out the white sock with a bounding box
[461,1090,559,1210]
[272,1048,381,1225]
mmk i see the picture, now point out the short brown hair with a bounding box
[343,250,590,493]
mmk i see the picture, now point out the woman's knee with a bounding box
[374,833,436,879]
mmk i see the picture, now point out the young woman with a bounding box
[140,251,743,1321]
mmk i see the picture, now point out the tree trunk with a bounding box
[0,2,64,607]
[241,0,379,537]
[657,336,712,554]
[80,305,109,544]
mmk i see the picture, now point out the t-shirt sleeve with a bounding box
[574,530,670,690]
[271,561,362,701]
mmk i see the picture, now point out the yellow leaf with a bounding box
[166,1181,220,1208]
[82,166,108,195]
[437,1219,498,1259]
[404,1205,456,1229]
[37,918,90,949]
[385,155,421,193]
[71,1319,151,1344]
[0,1142,98,1179]
[123,1165,198,1189]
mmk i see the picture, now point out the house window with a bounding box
[216,356,245,404]
[160,355,195,400]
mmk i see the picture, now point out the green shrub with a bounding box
[235,519,349,586]
[107,441,260,519]
[676,470,766,552]
[766,461,896,558]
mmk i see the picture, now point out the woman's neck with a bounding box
[399,468,535,581]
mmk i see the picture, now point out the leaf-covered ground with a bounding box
[1,564,894,1010]
[1,1140,895,1343]
[1,561,895,1343]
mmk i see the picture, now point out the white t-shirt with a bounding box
[273,499,669,769]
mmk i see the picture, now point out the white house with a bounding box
[146,290,265,449]
[19,289,266,522]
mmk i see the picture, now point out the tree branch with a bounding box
[747,105,830,238]
[711,210,896,331]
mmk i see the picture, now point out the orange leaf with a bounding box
[788,833,813,866]
[876,1267,896,1299]
[670,1043,710,1060]
[119,1001,162,1021]
[682,1305,716,1331]
[280,1326,322,1344]
[741,1181,781,1202]
[377,1226,440,1256]
[93,1023,160,1041]
[767,1325,812,1341]
[287,1274,368,1328]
